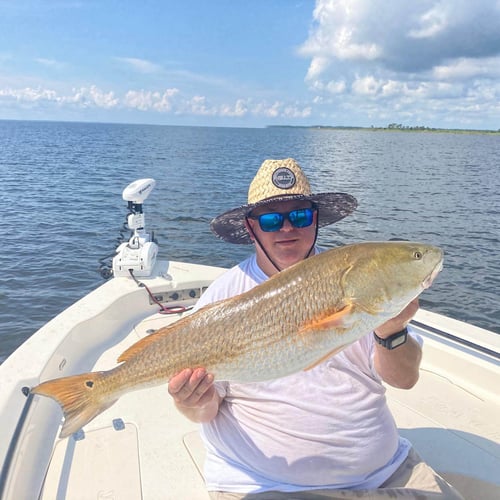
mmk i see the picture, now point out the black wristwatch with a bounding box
[373,327,408,350]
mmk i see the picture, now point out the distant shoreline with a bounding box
[267,125,500,135]
[1,119,498,134]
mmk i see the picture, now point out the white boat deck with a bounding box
[37,309,500,500]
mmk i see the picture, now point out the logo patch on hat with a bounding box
[272,167,296,190]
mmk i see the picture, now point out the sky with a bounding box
[1,0,500,129]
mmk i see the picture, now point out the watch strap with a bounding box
[373,327,408,350]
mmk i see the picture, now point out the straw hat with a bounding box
[210,158,357,244]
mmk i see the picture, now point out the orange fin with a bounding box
[117,301,221,363]
[31,372,116,438]
[303,345,346,371]
[117,317,186,363]
[117,332,163,363]
[298,304,354,335]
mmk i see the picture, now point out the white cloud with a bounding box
[326,80,346,94]
[297,0,500,127]
[124,88,179,111]
[305,56,330,81]
[467,81,500,106]
[309,78,346,95]
[351,75,381,96]
[301,0,500,74]
[68,86,119,108]
[116,57,163,74]
[0,85,118,109]
[248,100,312,119]
[380,80,407,97]
[282,105,312,119]
[301,0,382,63]
[0,87,53,102]
[219,99,248,117]
[260,101,281,118]
[432,56,500,81]
[35,58,64,69]
[408,4,450,39]
[183,95,217,116]
[0,84,314,121]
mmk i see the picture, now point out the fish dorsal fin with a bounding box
[117,333,159,363]
[116,315,190,363]
[116,301,222,363]
[298,303,354,336]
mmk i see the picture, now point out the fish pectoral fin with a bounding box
[355,300,383,316]
[298,304,354,335]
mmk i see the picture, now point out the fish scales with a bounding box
[31,241,444,437]
[126,256,347,381]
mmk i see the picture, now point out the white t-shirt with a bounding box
[195,253,417,494]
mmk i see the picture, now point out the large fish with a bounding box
[32,241,443,438]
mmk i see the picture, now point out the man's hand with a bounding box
[168,368,221,422]
[374,298,419,338]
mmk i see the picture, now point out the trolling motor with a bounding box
[112,178,159,277]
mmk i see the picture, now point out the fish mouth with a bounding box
[422,259,443,289]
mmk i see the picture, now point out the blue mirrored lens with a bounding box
[258,213,284,231]
[289,208,314,228]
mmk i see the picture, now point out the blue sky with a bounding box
[1,0,499,129]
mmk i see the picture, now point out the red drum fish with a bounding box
[32,241,443,437]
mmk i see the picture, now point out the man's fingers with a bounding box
[168,368,194,395]
[168,368,215,407]
[192,373,216,406]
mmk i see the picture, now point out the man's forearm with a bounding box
[373,334,422,389]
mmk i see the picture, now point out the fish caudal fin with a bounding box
[31,372,117,438]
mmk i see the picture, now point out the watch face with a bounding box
[390,333,407,349]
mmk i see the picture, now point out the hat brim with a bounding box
[210,193,358,244]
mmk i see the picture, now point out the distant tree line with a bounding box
[269,124,499,133]
[382,123,500,133]
[386,123,438,130]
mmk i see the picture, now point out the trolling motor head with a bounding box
[112,179,159,277]
[123,178,156,206]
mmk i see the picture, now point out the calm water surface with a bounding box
[1,121,499,362]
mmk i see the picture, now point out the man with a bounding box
[168,159,463,499]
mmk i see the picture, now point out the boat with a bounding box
[1,179,499,500]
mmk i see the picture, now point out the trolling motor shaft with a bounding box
[112,179,158,277]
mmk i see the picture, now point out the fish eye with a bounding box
[413,251,423,260]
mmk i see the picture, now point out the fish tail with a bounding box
[31,372,117,438]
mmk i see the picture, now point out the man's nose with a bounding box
[280,218,294,231]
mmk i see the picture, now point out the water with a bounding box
[1,120,499,363]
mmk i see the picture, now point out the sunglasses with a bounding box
[248,207,317,232]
